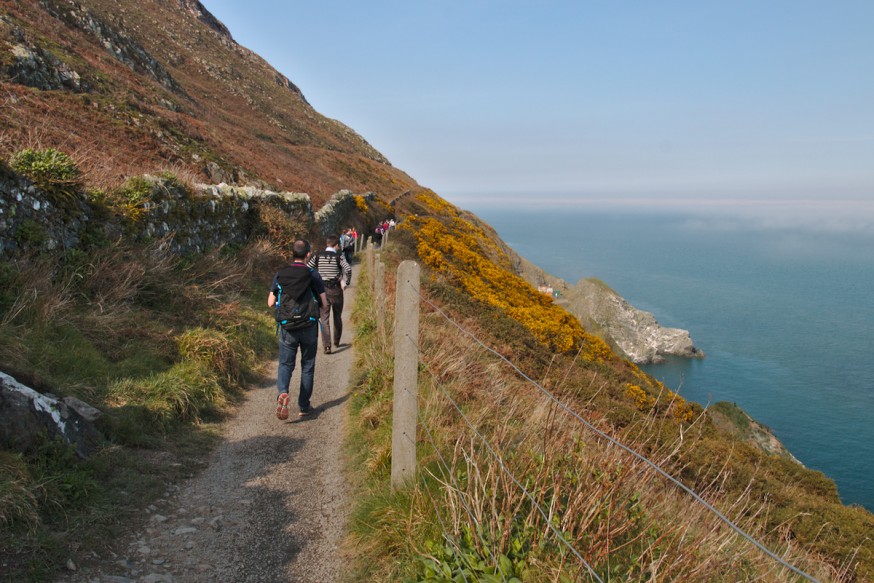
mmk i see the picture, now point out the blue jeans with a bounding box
[277,324,318,412]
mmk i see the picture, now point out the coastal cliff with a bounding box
[513,254,703,364]
[4,2,873,579]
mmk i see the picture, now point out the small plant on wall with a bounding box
[9,148,82,201]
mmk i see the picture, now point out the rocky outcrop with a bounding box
[39,0,183,93]
[514,255,703,365]
[708,401,800,462]
[0,372,103,458]
[0,15,85,91]
[177,0,233,40]
[565,278,704,364]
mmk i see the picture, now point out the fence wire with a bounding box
[408,335,605,583]
[409,282,820,583]
[402,421,509,582]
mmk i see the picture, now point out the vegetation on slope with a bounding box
[0,168,294,580]
[0,137,399,580]
[347,192,874,581]
[0,0,419,202]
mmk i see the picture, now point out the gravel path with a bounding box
[59,287,357,583]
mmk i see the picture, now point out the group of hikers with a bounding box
[373,218,396,246]
[267,221,391,420]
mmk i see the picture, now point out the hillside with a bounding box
[0,0,418,203]
[2,1,873,582]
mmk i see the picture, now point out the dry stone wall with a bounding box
[0,172,368,257]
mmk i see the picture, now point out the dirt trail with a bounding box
[59,286,358,583]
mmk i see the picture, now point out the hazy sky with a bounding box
[201,1,874,208]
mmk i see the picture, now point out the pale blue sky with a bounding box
[202,1,874,209]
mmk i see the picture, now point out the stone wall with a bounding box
[0,172,366,257]
[314,189,374,237]
[0,170,93,254]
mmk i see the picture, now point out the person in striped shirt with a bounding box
[307,234,352,354]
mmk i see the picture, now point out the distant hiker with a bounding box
[340,228,355,264]
[268,239,327,419]
[374,224,384,247]
[307,234,352,354]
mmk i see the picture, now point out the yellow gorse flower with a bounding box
[407,191,696,423]
[408,193,612,360]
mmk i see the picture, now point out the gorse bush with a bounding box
[405,203,609,358]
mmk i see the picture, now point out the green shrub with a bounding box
[28,438,100,516]
[176,327,241,385]
[9,148,81,197]
[13,219,48,247]
[99,176,155,221]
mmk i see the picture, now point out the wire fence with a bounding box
[387,270,821,583]
[407,359,605,582]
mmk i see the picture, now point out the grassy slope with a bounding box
[0,0,419,203]
[346,192,874,582]
[0,236,285,581]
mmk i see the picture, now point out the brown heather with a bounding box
[0,0,419,203]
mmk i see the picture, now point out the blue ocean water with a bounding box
[467,204,874,511]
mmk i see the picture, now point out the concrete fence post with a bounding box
[392,260,420,489]
[374,254,385,317]
[366,239,374,275]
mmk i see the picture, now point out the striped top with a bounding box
[307,249,351,285]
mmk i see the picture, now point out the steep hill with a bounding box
[2,2,873,581]
[1,0,418,203]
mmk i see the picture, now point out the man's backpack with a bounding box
[274,266,320,330]
[315,251,342,285]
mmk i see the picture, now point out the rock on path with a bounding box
[57,287,357,583]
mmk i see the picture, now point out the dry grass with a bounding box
[346,246,866,582]
[0,234,284,579]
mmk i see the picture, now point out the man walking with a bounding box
[268,239,327,419]
[308,234,352,354]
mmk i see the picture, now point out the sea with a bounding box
[462,199,874,512]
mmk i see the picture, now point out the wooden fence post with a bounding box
[392,260,420,489]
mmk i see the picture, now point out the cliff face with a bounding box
[512,254,703,365]
[564,278,704,364]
